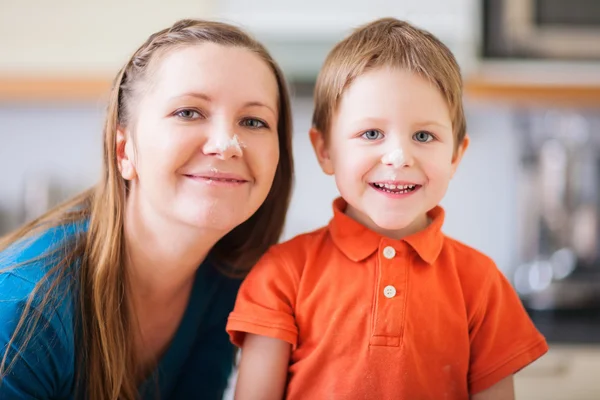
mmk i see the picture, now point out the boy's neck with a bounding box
[344,206,431,240]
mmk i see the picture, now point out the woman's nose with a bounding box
[202,124,244,160]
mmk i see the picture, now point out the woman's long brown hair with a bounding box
[0,19,294,400]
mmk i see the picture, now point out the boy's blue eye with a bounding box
[414,131,434,143]
[361,130,383,140]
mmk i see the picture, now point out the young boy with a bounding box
[226,18,548,400]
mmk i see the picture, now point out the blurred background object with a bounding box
[1,1,599,399]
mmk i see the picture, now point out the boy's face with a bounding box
[310,67,469,239]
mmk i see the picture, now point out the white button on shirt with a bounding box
[383,246,396,259]
[383,285,397,298]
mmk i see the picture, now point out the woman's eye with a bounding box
[361,130,383,140]
[175,109,201,120]
[241,118,268,129]
[414,131,434,143]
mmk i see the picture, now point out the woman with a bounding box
[0,19,293,399]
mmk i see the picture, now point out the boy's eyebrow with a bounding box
[350,116,389,126]
[418,120,452,130]
[348,117,452,131]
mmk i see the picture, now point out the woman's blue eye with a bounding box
[361,130,383,140]
[414,131,434,143]
[175,109,201,119]
[241,118,267,129]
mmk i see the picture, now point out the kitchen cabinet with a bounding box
[514,345,600,400]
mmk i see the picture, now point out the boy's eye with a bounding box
[241,118,268,129]
[361,130,383,140]
[175,109,202,120]
[414,131,434,143]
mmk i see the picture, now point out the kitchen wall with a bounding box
[0,0,213,76]
[0,0,479,79]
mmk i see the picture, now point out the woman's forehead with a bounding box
[149,44,279,110]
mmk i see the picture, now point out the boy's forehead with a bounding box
[337,68,450,115]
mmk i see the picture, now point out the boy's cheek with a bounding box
[333,148,369,172]
[421,162,454,183]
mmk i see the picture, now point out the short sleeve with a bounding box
[0,278,72,399]
[468,266,549,394]
[226,248,299,348]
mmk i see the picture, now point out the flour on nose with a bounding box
[381,148,405,168]
[216,134,246,154]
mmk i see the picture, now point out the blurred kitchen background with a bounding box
[1,0,599,398]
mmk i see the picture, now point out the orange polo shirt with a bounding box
[227,198,548,399]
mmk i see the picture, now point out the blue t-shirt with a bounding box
[0,222,242,399]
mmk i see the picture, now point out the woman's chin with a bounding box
[178,208,248,234]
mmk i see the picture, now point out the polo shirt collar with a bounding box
[328,197,445,264]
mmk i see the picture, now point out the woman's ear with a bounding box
[309,128,334,175]
[116,128,137,180]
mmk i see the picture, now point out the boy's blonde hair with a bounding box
[312,17,466,149]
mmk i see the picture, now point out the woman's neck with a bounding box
[123,194,223,304]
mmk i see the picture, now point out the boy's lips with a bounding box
[370,180,419,189]
[369,180,421,194]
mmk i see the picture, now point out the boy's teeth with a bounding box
[372,182,417,193]
[375,183,415,189]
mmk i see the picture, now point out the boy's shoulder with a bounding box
[440,234,509,299]
[442,235,497,268]
[253,224,331,276]
[271,224,330,258]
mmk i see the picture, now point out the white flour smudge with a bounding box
[381,148,405,168]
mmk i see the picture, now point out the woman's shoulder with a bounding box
[1,220,87,283]
[0,220,86,344]
[0,269,77,398]
[0,222,82,397]
[0,270,75,351]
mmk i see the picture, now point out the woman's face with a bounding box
[118,43,280,236]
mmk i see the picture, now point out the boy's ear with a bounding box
[450,134,470,178]
[309,127,334,175]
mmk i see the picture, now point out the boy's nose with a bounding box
[381,148,405,168]
[381,146,413,168]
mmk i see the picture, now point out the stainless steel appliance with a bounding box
[510,110,600,344]
[513,110,600,312]
[483,0,600,60]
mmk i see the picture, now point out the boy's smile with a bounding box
[369,181,420,197]
[311,66,469,240]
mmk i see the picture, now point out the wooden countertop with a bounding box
[464,60,600,107]
[0,77,114,102]
[464,79,600,107]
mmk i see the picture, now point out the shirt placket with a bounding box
[369,241,408,347]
